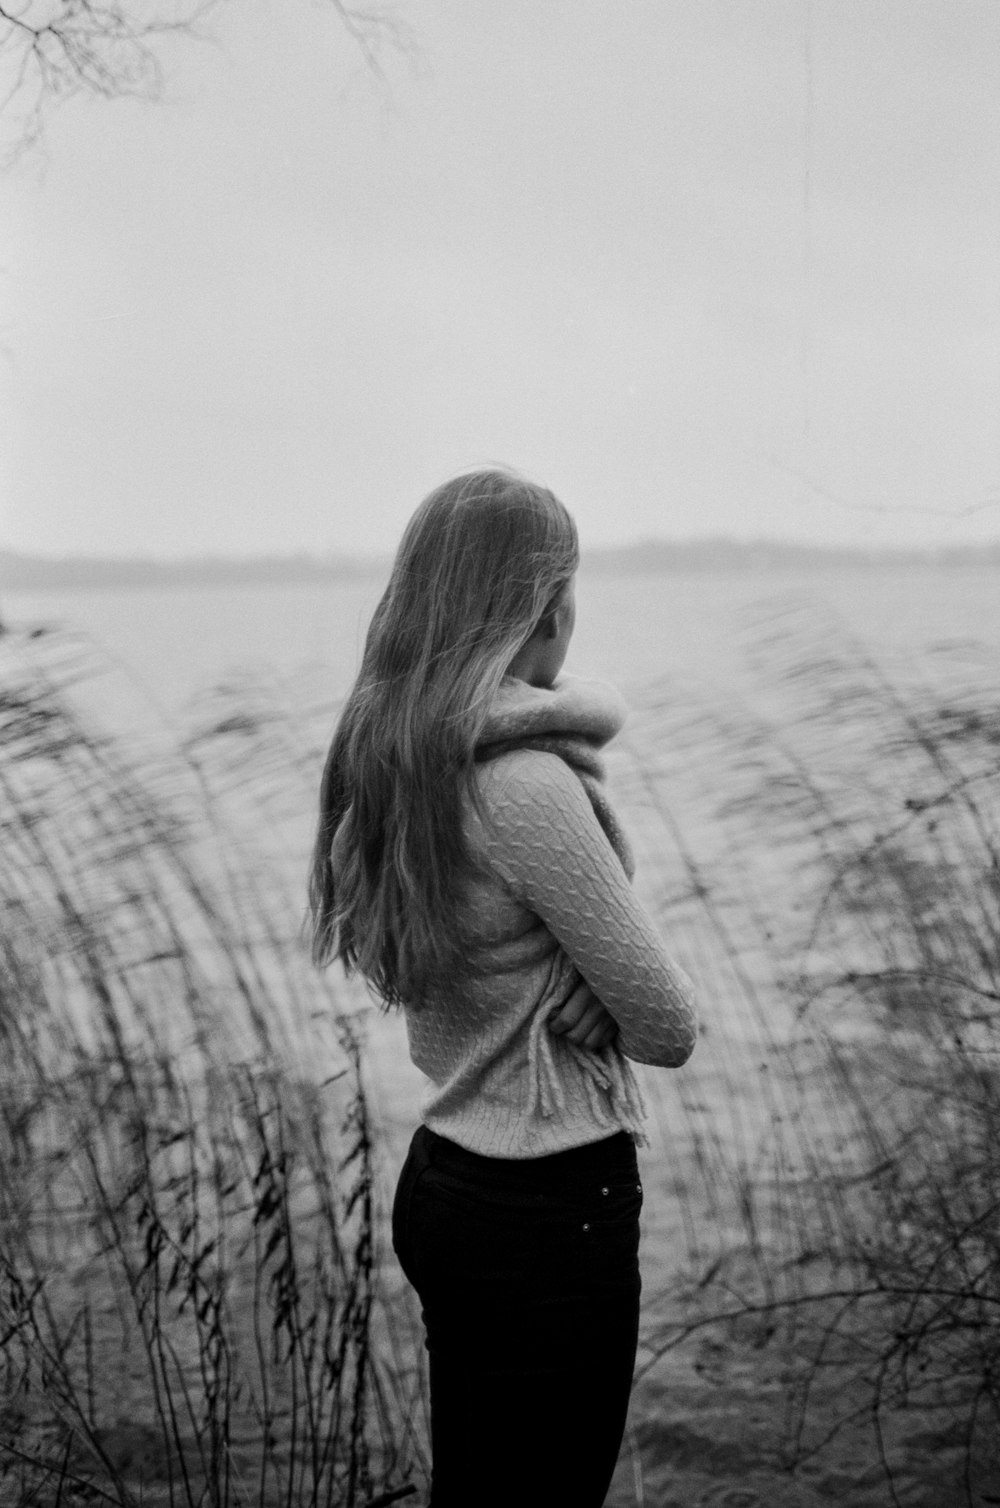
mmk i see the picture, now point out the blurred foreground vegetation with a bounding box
[0,615,997,1506]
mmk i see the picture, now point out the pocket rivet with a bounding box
[582,1222,591,1232]
[636,1184,642,1193]
[601,1186,609,1197]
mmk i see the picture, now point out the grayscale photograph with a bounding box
[2,3,999,1505]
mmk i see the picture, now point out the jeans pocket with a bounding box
[557,1176,643,1283]
[592,1174,644,1221]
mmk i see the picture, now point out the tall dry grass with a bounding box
[615,603,999,1503]
[1,607,998,1505]
[0,628,421,1507]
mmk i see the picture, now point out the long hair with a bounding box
[308,468,579,1005]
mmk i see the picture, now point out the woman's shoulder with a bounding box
[473,748,590,829]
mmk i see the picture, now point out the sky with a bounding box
[3,0,1000,558]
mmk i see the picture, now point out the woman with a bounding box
[309,468,697,1506]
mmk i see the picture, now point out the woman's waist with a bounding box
[413,1123,638,1193]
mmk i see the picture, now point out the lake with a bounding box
[5,566,999,1503]
[5,564,1000,734]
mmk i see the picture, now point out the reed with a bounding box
[0,629,420,1507]
[3,610,997,1505]
[619,606,999,1503]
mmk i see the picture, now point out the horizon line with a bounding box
[3,533,1000,569]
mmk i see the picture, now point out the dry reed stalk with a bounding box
[617,610,999,1502]
[6,609,997,1505]
[0,629,418,1507]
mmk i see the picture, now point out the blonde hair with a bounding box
[308,468,579,1005]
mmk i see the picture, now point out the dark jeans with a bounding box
[392,1124,642,1508]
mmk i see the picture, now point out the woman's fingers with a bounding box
[549,983,618,1049]
[572,1006,618,1049]
[578,1012,618,1050]
[583,1016,618,1051]
[548,982,596,1036]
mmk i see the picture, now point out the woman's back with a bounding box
[397,674,696,1159]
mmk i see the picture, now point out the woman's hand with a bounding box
[548,980,619,1051]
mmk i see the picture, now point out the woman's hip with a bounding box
[391,1123,643,1302]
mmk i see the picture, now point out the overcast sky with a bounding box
[4,0,999,558]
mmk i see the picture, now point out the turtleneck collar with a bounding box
[478,674,628,752]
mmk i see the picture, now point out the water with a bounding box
[5,565,998,1501]
[5,564,999,732]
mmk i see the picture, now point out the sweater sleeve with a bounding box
[477,751,698,1067]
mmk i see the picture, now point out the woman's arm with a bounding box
[478,751,698,1067]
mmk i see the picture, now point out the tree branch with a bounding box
[0,0,410,162]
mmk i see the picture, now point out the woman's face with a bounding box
[507,575,577,688]
[536,576,576,687]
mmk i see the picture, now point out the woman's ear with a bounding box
[539,606,559,640]
[539,589,564,640]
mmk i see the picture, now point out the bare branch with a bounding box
[0,0,411,162]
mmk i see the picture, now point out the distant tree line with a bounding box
[586,538,1000,574]
[0,549,385,591]
[2,539,999,592]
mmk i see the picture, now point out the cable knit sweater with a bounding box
[401,674,698,1159]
